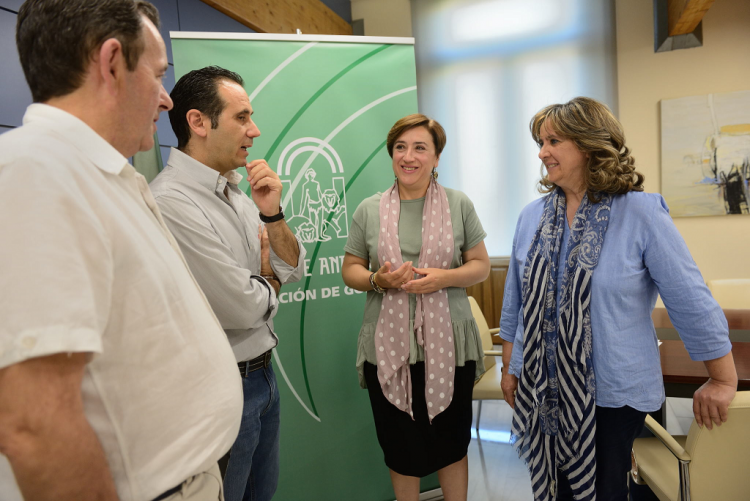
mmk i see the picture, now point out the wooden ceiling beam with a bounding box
[200,0,352,35]
[667,0,716,36]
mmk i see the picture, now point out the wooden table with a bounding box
[652,307,750,393]
[651,339,750,425]
[659,340,750,393]
[649,308,750,424]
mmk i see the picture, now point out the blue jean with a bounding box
[223,363,280,501]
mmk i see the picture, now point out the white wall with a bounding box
[615,0,750,281]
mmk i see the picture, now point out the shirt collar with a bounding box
[23,103,129,175]
[167,147,244,194]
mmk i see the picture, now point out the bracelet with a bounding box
[262,274,279,282]
[259,206,285,223]
[369,272,385,293]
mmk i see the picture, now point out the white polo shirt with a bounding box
[0,104,242,501]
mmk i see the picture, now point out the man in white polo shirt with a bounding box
[0,1,242,500]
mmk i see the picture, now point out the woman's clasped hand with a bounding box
[372,261,413,290]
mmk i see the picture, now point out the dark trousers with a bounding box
[557,405,647,501]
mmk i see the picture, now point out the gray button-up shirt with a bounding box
[150,148,306,362]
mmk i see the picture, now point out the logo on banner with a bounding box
[278,137,349,244]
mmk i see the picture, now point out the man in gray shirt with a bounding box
[150,66,305,501]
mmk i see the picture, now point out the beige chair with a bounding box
[468,296,503,434]
[706,279,750,309]
[631,391,750,501]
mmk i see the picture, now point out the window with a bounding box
[412,0,617,255]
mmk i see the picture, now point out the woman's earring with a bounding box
[432,168,438,180]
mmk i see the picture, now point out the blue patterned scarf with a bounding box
[511,188,612,501]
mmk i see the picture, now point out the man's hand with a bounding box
[265,277,281,296]
[402,267,450,294]
[259,225,272,276]
[501,369,518,409]
[257,225,280,295]
[373,261,413,290]
[246,159,282,217]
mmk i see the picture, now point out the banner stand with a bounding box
[171,32,439,501]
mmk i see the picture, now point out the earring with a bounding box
[432,168,438,180]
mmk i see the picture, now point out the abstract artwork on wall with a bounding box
[661,89,750,217]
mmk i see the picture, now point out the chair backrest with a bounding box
[468,296,495,371]
[684,391,750,500]
[706,279,750,309]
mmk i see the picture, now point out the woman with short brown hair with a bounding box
[342,114,490,501]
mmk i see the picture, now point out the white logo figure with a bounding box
[278,138,349,243]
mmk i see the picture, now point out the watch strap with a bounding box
[259,206,284,223]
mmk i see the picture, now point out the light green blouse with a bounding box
[344,186,488,388]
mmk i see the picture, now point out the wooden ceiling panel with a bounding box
[668,0,716,36]
[200,0,352,35]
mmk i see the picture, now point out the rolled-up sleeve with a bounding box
[270,237,306,285]
[156,193,277,331]
[500,216,526,376]
[645,196,731,361]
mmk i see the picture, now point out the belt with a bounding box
[153,484,181,501]
[238,350,272,377]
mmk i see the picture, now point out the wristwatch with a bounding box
[259,206,285,223]
[369,272,385,293]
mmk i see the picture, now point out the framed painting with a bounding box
[661,90,750,217]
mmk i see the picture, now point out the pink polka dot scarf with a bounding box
[375,178,455,422]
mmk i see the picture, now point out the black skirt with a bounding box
[363,360,476,478]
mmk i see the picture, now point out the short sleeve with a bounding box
[0,159,112,369]
[460,195,487,252]
[344,199,370,260]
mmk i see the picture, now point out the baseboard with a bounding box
[419,488,444,501]
[390,487,443,500]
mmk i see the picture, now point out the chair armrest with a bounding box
[643,415,691,462]
[489,328,500,334]
[484,350,502,356]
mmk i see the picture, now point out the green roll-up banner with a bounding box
[171,33,435,500]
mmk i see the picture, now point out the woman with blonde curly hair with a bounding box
[499,97,736,501]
